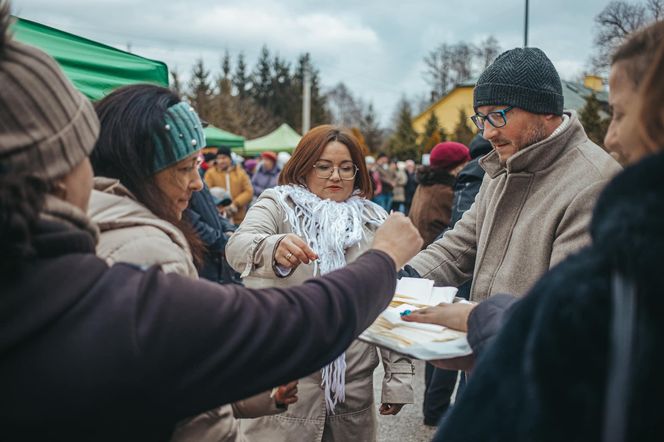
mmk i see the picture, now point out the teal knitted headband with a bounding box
[151,102,206,173]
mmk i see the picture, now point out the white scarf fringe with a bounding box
[272,184,386,413]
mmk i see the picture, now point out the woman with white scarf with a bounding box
[226,125,414,442]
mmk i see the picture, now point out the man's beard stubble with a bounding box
[521,122,549,150]
[493,121,549,167]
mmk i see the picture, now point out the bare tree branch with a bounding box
[591,0,662,72]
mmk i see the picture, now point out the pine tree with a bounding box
[387,99,419,161]
[218,50,232,96]
[452,108,475,146]
[420,112,441,154]
[210,51,238,133]
[271,55,295,124]
[292,53,329,132]
[438,127,448,142]
[232,53,249,99]
[579,92,610,147]
[360,103,383,153]
[170,70,183,98]
[187,59,213,120]
[251,46,273,108]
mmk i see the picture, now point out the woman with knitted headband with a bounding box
[226,125,415,442]
[87,84,301,441]
[89,85,206,277]
[0,2,423,438]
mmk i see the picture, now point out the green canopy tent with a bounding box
[11,17,168,101]
[243,123,301,156]
[203,125,245,149]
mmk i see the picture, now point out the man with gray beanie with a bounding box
[404,47,621,334]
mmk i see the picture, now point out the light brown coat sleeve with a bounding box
[231,390,285,418]
[550,179,606,267]
[379,348,415,404]
[407,183,482,287]
[225,191,286,279]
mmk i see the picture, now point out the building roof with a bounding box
[561,80,609,111]
[413,78,476,123]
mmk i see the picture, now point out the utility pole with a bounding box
[302,68,311,134]
[524,0,529,47]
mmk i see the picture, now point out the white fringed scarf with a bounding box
[272,184,386,413]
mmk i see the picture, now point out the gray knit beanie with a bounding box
[473,47,564,116]
[0,6,99,180]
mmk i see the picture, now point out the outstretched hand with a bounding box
[401,303,477,371]
[401,302,476,332]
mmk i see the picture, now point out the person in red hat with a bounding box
[408,142,470,249]
[251,151,281,197]
[407,141,470,426]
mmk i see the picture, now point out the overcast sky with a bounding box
[13,0,611,125]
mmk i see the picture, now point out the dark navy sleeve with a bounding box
[467,294,518,356]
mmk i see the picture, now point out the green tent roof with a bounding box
[11,17,169,101]
[203,125,245,149]
[244,123,301,156]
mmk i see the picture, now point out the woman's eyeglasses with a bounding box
[312,162,358,180]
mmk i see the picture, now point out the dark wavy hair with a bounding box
[91,84,204,268]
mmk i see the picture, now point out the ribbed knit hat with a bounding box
[429,141,470,170]
[474,47,564,116]
[151,101,206,173]
[0,8,99,180]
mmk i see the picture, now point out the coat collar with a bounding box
[36,194,100,255]
[480,111,588,178]
[88,177,192,256]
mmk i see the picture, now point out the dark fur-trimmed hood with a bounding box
[415,166,456,187]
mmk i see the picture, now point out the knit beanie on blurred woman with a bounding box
[0,2,99,180]
[429,141,470,170]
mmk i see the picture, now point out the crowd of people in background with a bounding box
[1,0,663,440]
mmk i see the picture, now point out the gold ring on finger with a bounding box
[286,252,293,261]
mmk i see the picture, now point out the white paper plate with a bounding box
[358,330,472,360]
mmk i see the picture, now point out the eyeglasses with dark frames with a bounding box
[312,161,358,180]
[470,106,514,131]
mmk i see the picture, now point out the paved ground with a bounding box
[374,360,439,442]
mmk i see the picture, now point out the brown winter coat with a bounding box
[226,188,415,442]
[408,112,622,302]
[408,167,456,249]
[88,178,282,441]
[204,164,253,224]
